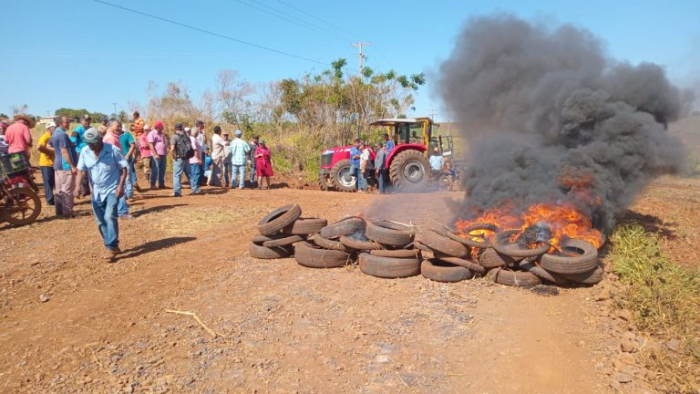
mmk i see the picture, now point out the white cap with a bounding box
[46,121,56,129]
[184,127,192,133]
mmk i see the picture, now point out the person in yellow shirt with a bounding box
[37,121,57,206]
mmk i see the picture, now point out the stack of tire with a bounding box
[441,225,603,287]
[414,227,486,283]
[250,204,328,259]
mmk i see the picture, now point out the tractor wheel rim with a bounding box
[403,161,425,183]
[338,167,356,187]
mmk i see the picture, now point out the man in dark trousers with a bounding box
[374,142,388,194]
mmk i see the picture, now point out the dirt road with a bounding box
[3,178,697,393]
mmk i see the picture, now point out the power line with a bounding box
[93,0,325,65]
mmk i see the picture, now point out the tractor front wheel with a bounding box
[330,159,357,192]
[318,173,333,191]
[389,150,430,192]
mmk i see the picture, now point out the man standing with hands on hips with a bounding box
[74,127,128,262]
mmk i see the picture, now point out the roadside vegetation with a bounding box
[608,224,700,393]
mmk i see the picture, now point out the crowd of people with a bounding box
[0,112,275,261]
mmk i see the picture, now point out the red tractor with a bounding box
[318,117,454,192]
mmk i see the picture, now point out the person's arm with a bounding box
[38,138,54,155]
[126,141,136,160]
[114,148,128,198]
[170,144,176,160]
[74,171,84,197]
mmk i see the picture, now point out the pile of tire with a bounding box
[440,225,603,287]
[250,204,328,259]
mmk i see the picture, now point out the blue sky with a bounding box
[2,0,698,121]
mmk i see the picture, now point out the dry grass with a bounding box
[608,224,700,393]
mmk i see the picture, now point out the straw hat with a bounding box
[13,114,35,128]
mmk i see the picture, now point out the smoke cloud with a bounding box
[437,14,689,232]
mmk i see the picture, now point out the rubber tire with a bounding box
[262,234,306,247]
[1,188,42,226]
[421,259,473,283]
[310,234,351,252]
[249,243,292,259]
[365,221,414,248]
[518,259,563,284]
[318,174,331,191]
[487,268,542,287]
[479,248,521,269]
[330,159,356,192]
[294,242,352,268]
[370,249,421,258]
[339,235,382,251]
[252,233,286,245]
[258,204,303,236]
[284,218,328,235]
[560,265,604,285]
[416,229,470,258]
[389,149,431,192]
[446,223,499,248]
[493,230,550,258]
[358,253,421,279]
[320,217,365,239]
[540,239,599,275]
[434,256,486,275]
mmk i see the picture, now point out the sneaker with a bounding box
[103,248,118,262]
[119,214,134,219]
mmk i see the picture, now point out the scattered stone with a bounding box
[621,340,638,353]
[374,355,390,363]
[615,373,632,383]
[39,294,50,303]
[595,289,612,301]
[617,309,633,322]
[667,339,681,353]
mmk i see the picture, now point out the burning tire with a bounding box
[487,267,542,287]
[330,159,356,192]
[320,217,365,239]
[389,150,431,192]
[249,243,293,259]
[258,204,303,236]
[358,253,421,278]
[339,235,382,251]
[365,221,414,248]
[310,234,351,252]
[294,242,352,268]
[421,259,474,283]
[446,223,499,249]
[416,229,470,258]
[492,230,550,258]
[284,218,328,235]
[539,239,599,275]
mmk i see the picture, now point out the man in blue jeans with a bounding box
[170,123,196,196]
[349,138,362,191]
[230,129,250,189]
[74,127,128,262]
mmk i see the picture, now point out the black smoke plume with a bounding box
[437,14,689,232]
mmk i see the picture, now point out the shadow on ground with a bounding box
[119,236,197,260]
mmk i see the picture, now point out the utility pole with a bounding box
[429,109,437,121]
[351,42,371,77]
[112,103,117,117]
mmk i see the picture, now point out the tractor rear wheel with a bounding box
[330,159,356,192]
[389,150,430,192]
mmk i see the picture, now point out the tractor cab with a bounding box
[369,117,454,160]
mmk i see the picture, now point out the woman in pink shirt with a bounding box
[139,129,152,178]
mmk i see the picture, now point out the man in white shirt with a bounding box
[429,147,444,174]
[208,125,227,186]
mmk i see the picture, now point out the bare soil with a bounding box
[1,174,699,393]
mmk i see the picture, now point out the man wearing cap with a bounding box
[37,121,57,205]
[222,132,232,187]
[230,129,250,189]
[170,123,197,196]
[50,116,79,217]
[147,121,168,189]
[75,127,128,261]
[130,111,145,139]
[5,114,34,159]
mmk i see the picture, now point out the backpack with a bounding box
[175,133,194,160]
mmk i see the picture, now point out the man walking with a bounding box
[247,135,259,187]
[50,116,78,217]
[229,129,250,189]
[374,142,388,194]
[103,120,132,219]
[186,127,203,195]
[349,138,362,191]
[74,127,128,262]
[170,123,196,196]
[147,121,167,189]
[118,121,140,196]
[37,121,56,205]
[208,126,226,186]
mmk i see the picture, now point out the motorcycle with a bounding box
[0,153,42,226]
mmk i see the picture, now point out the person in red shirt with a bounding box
[5,114,34,159]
